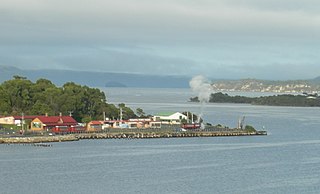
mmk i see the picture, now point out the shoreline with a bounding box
[0,130,267,144]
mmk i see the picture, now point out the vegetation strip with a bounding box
[0,76,138,123]
[190,92,320,107]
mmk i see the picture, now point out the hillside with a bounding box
[0,66,190,88]
[211,78,320,93]
[1,66,319,90]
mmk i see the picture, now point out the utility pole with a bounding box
[191,113,194,124]
[120,107,123,122]
[187,112,189,123]
[21,112,24,135]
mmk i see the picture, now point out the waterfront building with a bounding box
[30,115,77,131]
[153,112,187,125]
[87,120,104,131]
[0,115,38,126]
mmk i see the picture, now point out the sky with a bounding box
[1,0,320,80]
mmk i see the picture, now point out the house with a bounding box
[0,116,16,125]
[30,116,78,131]
[87,118,162,130]
[0,115,38,126]
[127,118,151,128]
[87,121,104,131]
[111,118,162,129]
[153,112,187,124]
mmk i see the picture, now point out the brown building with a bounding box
[31,116,77,131]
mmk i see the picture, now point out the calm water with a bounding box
[1,88,320,194]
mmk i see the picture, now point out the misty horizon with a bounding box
[1,65,319,82]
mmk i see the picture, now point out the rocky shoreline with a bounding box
[0,135,79,144]
[0,130,267,144]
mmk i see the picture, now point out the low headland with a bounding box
[190,92,320,107]
[0,76,267,145]
[0,128,267,144]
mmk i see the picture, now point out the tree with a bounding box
[136,108,145,118]
[0,77,137,122]
[245,125,256,132]
[1,77,33,113]
[118,103,137,120]
[0,85,10,114]
[13,75,27,80]
[30,101,53,115]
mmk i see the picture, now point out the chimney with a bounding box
[45,113,48,117]
[59,112,62,117]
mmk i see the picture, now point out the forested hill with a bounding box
[0,66,190,88]
[190,92,320,107]
[0,76,138,122]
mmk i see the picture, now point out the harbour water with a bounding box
[1,88,320,194]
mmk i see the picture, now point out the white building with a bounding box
[153,112,187,124]
[0,116,37,126]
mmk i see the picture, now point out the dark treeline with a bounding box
[190,92,320,107]
[0,76,137,122]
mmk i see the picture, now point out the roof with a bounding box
[89,121,104,125]
[35,116,77,126]
[13,116,39,120]
[155,112,177,117]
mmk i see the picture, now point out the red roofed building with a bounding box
[87,120,104,131]
[31,116,78,131]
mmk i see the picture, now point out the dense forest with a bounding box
[190,92,320,107]
[0,76,138,122]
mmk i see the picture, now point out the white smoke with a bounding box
[189,75,212,103]
[189,75,213,124]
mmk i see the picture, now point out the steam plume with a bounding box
[189,75,213,124]
[189,75,212,103]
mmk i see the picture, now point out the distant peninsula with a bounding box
[105,81,127,87]
[211,78,320,93]
[190,92,320,107]
[0,66,190,88]
[1,66,320,90]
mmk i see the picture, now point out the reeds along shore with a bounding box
[0,130,267,144]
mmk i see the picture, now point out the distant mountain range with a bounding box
[0,66,190,88]
[0,66,319,91]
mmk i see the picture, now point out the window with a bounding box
[32,122,42,128]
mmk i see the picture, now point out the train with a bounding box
[51,125,86,134]
[181,123,201,130]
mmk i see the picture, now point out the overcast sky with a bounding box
[1,0,320,80]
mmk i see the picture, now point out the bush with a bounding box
[245,125,256,132]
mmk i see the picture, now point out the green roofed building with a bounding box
[153,112,187,124]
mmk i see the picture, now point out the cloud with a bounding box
[1,0,320,44]
[0,0,320,80]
